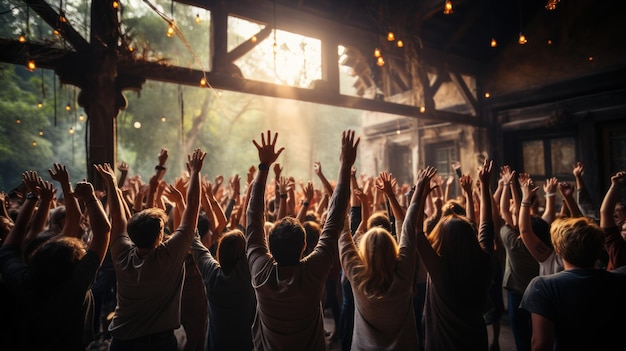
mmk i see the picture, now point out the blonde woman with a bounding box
[339,166,436,350]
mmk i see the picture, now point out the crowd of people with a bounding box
[1,128,626,351]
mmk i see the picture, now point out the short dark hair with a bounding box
[197,212,211,238]
[30,236,86,288]
[217,229,245,274]
[367,211,392,232]
[531,216,552,248]
[269,217,306,266]
[127,208,168,249]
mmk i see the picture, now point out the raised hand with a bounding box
[22,171,41,194]
[519,176,539,202]
[314,161,323,176]
[247,165,256,185]
[230,174,241,197]
[572,161,584,178]
[73,181,97,202]
[558,182,575,198]
[340,130,360,166]
[543,177,558,194]
[214,175,224,189]
[478,159,493,185]
[117,161,129,173]
[273,163,283,178]
[500,165,515,185]
[187,148,206,174]
[277,176,293,195]
[460,174,473,194]
[375,171,397,197]
[610,171,626,188]
[48,163,70,184]
[302,181,314,202]
[164,184,184,204]
[413,166,438,203]
[253,130,285,166]
[38,180,55,202]
[95,163,116,185]
[158,148,169,166]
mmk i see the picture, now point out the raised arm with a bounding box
[276,176,291,220]
[95,163,126,245]
[460,174,475,223]
[314,161,335,196]
[573,161,593,213]
[499,166,516,228]
[116,161,129,189]
[600,171,626,270]
[73,179,111,263]
[375,171,406,223]
[48,163,81,238]
[296,181,314,223]
[413,167,441,273]
[558,182,583,218]
[542,177,558,224]
[179,149,206,235]
[478,159,495,254]
[24,178,55,248]
[3,171,40,248]
[519,176,552,263]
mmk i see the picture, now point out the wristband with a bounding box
[258,163,270,171]
[545,192,555,197]
[520,201,531,207]
[280,194,288,199]
[155,165,166,171]
[26,192,38,200]
[302,201,310,207]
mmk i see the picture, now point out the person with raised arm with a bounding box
[1,170,111,350]
[419,159,495,351]
[246,130,357,351]
[105,149,205,351]
[601,171,626,270]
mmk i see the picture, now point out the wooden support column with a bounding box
[83,0,120,188]
[211,3,229,72]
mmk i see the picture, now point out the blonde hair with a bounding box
[551,217,604,268]
[353,227,399,299]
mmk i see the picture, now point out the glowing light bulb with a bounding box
[39,130,44,136]
[444,0,453,15]
[79,114,85,121]
[19,34,26,43]
[133,121,141,129]
[32,141,37,147]
[490,38,497,48]
[387,31,395,42]
[65,103,71,111]
[27,60,36,71]
[484,92,491,98]
[419,106,426,113]
[16,119,21,124]
[374,48,381,58]
[397,40,404,48]
[53,29,60,36]
[518,33,527,45]
[113,1,119,9]
[396,129,400,135]
[59,15,67,23]
[69,127,75,134]
[376,56,384,67]
[167,22,175,37]
[588,56,594,61]
[129,46,134,52]
[195,14,201,24]
[547,39,553,45]
[37,102,43,108]
[200,77,207,87]
[251,35,257,43]
[161,116,167,122]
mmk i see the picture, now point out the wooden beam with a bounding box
[225,25,273,62]
[118,62,481,126]
[22,0,89,52]
[449,71,478,115]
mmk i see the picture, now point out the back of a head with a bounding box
[302,221,321,257]
[269,217,306,266]
[217,229,246,274]
[429,214,478,257]
[197,212,211,239]
[367,211,392,232]
[355,227,399,298]
[551,217,604,268]
[30,236,87,289]
[48,206,67,234]
[127,208,168,249]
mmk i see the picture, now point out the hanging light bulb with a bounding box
[387,31,395,42]
[37,102,43,108]
[420,106,426,113]
[397,40,404,48]
[444,0,453,15]
[251,35,257,43]
[167,21,175,37]
[38,130,44,136]
[19,34,26,43]
[490,38,497,48]
[373,48,381,58]
[200,77,207,87]
[161,116,167,122]
[27,60,36,71]
[53,28,60,36]
[16,119,21,124]
[79,114,85,121]
[59,11,67,23]
[65,103,71,111]
[112,1,119,9]
[69,127,75,134]
[518,33,527,45]
[32,141,37,147]
[484,92,491,98]
[376,56,385,67]
[195,14,201,24]
[547,39,553,45]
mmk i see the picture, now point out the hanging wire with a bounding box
[178,85,185,146]
[53,73,57,126]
